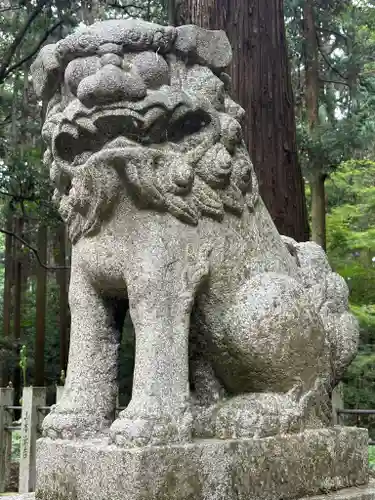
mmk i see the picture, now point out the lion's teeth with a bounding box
[60,122,79,139]
[75,118,97,134]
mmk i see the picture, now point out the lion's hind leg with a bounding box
[193,381,327,440]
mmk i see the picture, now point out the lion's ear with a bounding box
[31,44,62,101]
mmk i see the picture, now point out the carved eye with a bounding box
[168,111,211,142]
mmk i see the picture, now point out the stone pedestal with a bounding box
[6,495,35,499]
[17,485,375,500]
[36,427,369,500]
[301,484,375,500]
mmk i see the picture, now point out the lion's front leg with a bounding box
[42,255,120,440]
[110,250,209,447]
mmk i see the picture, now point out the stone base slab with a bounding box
[36,426,369,500]
[12,486,375,500]
[4,495,35,499]
[16,485,375,500]
[301,482,375,500]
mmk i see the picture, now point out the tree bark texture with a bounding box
[178,0,309,241]
[303,0,319,130]
[310,173,327,250]
[12,217,24,401]
[35,224,48,386]
[81,0,103,25]
[13,217,24,345]
[1,209,14,386]
[303,0,326,250]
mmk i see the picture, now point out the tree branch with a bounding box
[316,33,348,82]
[319,78,350,88]
[315,26,348,43]
[0,0,50,84]
[107,2,145,11]
[0,6,23,14]
[3,10,80,80]
[0,228,70,271]
[0,115,12,127]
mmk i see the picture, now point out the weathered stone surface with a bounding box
[36,427,368,500]
[132,51,170,88]
[19,387,46,494]
[283,237,359,387]
[64,56,101,96]
[300,483,375,500]
[29,20,367,500]
[55,19,176,63]
[13,486,375,500]
[175,25,232,70]
[5,495,35,500]
[76,63,147,107]
[30,44,61,100]
[31,15,359,467]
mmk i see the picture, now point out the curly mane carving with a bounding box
[32,20,259,243]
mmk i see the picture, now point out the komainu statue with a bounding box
[31,19,358,449]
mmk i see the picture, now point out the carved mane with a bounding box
[32,20,259,244]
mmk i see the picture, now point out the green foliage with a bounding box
[19,345,27,389]
[326,160,375,305]
[286,0,375,180]
[325,158,375,422]
[342,353,375,438]
[369,446,375,469]
[11,431,20,463]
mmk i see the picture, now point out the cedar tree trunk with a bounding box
[177,0,309,241]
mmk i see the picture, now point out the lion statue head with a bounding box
[31,19,259,243]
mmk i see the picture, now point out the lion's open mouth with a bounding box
[52,91,215,172]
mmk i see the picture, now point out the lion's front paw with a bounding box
[109,407,193,448]
[42,406,111,440]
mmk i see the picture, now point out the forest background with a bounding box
[0,0,374,429]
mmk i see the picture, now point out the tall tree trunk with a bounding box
[303,0,326,249]
[303,0,319,130]
[34,224,48,387]
[178,0,309,241]
[168,0,177,25]
[5,66,20,391]
[13,217,24,402]
[1,209,14,386]
[55,223,69,375]
[310,173,326,250]
[81,0,102,25]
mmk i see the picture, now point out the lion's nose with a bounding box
[76,64,147,108]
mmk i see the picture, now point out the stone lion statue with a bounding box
[31,19,358,447]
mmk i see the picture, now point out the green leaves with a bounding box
[287,0,375,179]
[19,344,28,388]
[326,159,375,303]
[322,155,375,419]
